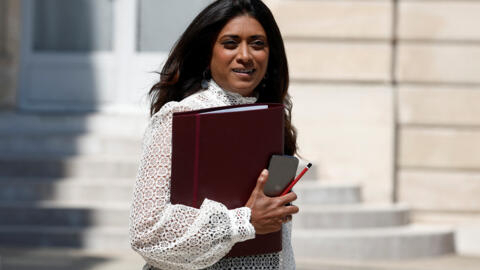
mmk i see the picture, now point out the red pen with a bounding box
[280,163,312,196]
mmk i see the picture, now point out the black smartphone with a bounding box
[263,155,299,197]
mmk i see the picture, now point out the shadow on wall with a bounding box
[0,0,136,269]
[18,0,111,111]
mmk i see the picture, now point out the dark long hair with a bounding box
[149,0,298,155]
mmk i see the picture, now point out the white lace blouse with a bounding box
[129,80,295,270]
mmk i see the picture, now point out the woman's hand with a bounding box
[245,169,299,234]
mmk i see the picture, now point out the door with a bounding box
[19,0,211,113]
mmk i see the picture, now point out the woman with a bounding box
[129,0,299,269]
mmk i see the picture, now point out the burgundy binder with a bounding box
[170,103,284,258]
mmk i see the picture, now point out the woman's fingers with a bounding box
[254,169,269,193]
[285,205,299,215]
[278,191,297,205]
[246,169,269,209]
[246,169,300,233]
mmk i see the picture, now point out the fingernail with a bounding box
[262,169,268,175]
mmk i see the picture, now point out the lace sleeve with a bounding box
[129,102,256,270]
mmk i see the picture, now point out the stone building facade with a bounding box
[266,0,480,255]
[1,0,479,255]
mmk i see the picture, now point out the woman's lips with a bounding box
[232,68,256,75]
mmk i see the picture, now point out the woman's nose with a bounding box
[236,42,253,65]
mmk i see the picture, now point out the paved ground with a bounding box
[1,247,480,270]
[296,256,480,270]
[0,248,144,270]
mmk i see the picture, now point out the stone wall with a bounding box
[395,0,480,254]
[268,0,480,220]
[396,0,480,207]
[0,0,20,109]
[267,0,395,202]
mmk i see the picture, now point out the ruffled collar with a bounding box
[207,80,258,105]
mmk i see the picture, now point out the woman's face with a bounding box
[210,15,269,97]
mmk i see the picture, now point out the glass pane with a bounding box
[0,0,7,55]
[33,0,113,52]
[138,0,213,52]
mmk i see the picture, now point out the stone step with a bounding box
[293,181,362,204]
[0,134,142,156]
[0,156,139,178]
[0,177,135,203]
[0,178,361,205]
[0,224,456,258]
[0,111,148,137]
[0,225,130,251]
[0,156,323,182]
[0,202,129,228]
[294,204,410,229]
[0,202,409,230]
[292,225,455,260]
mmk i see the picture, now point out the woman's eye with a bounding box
[251,40,266,49]
[221,41,238,49]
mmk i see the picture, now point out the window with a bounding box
[137,0,212,52]
[33,0,113,52]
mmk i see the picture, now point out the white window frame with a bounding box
[18,0,167,114]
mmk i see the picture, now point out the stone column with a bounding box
[266,0,395,202]
[0,0,21,109]
[396,0,480,255]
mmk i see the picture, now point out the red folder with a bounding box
[170,103,285,258]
